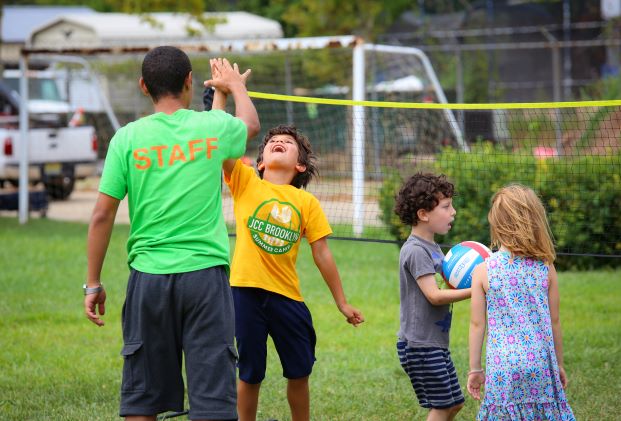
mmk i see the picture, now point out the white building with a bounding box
[6,9,283,114]
[1,5,95,64]
[28,11,283,49]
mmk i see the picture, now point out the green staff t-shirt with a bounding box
[99,109,247,274]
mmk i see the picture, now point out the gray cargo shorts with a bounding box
[119,266,237,420]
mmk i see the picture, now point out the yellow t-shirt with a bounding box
[226,160,332,301]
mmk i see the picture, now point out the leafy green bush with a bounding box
[378,169,409,244]
[379,144,621,269]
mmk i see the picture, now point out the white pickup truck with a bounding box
[0,70,98,200]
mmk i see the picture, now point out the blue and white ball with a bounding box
[442,241,492,289]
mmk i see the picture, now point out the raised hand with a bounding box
[204,58,251,94]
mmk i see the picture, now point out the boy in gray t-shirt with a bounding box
[394,173,471,420]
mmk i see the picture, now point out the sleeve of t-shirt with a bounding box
[405,245,437,281]
[225,159,255,199]
[98,132,128,200]
[304,195,333,244]
[210,110,247,160]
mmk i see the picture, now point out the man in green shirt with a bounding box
[83,47,259,421]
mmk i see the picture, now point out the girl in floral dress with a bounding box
[467,184,575,420]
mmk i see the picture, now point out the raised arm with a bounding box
[211,88,227,111]
[467,263,487,400]
[205,58,259,177]
[205,58,259,138]
[310,237,364,326]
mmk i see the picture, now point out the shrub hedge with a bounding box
[379,144,621,270]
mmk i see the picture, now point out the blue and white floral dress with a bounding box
[478,251,575,421]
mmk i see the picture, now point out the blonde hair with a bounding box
[488,184,556,263]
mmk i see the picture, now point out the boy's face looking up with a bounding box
[257,125,317,188]
[418,195,456,236]
[259,134,306,174]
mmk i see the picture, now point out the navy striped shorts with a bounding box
[397,341,465,409]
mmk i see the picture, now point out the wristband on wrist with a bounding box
[468,369,484,376]
[83,283,104,295]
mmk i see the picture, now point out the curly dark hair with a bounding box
[394,173,455,226]
[141,46,192,102]
[256,125,317,188]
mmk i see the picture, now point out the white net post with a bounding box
[18,55,30,224]
[352,42,366,237]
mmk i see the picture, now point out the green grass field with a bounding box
[1,217,620,420]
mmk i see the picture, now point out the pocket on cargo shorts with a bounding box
[120,341,146,392]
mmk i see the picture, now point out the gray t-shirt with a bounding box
[398,235,452,348]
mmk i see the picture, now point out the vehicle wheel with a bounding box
[45,176,75,200]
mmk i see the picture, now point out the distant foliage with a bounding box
[378,170,410,244]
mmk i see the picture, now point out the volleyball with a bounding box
[442,241,492,289]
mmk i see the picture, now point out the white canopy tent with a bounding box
[374,75,425,92]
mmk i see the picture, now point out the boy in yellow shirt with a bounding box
[207,68,364,421]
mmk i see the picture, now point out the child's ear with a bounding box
[295,163,306,173]
[257,162,265,171]
[138,77,149,97]
[417,208,429,222]
[184,71,193,91]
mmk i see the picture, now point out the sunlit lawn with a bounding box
[1,217,619,420]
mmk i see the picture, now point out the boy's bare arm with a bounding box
[211,89,227,110]
[85,192,120,327]
[205,58,260,139]
[416,274,471,306]
[207,59,255,177]
[206,58,228,111]
[310,237,364,326]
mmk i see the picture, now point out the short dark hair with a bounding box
[256,125,317,188]
[394,173,455,226]
[141,46,192,102]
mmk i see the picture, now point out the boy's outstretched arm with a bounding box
[204,58,237,111]
[85,192,120,327]
[206,58,258,177]
[310,237,364,326]
[211,88,227,111]
[205,58,259,138]
[417,275,471,306]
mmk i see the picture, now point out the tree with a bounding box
[217,0,412,39]
[104,0,203,14]
[280,0,411,39]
